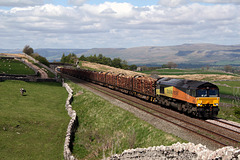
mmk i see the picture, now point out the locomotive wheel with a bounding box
[182,104,187,113]
[187,104,192,115]
[177,103,182,112]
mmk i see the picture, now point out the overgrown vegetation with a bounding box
[23,45,50,66]
[0,58,35,75]
[0,80,69,159]
[31,53,49,67]
[215,81,240,121]
[68,81,186,160]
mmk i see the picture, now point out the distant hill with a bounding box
[1,43,240,66]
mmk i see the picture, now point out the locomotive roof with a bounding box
[157,78,218,90]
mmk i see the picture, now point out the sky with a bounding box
[0,0,240,49]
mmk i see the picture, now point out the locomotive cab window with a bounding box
[197,88,219,97]
[209,88,219,97]
[197,89,207,97]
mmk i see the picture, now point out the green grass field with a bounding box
[215,81,240,96]
[140,68,236,76]
[68,81,186,160]
[215,81,240,122]
[0,59,35,75]
[0,80,69,160]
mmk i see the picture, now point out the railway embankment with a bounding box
[64,76,240,160]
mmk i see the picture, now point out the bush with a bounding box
[31,53,49,66]
[234,107,240,118]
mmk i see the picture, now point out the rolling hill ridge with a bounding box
[1,43,240,66]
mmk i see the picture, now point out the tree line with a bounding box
[61,53,138,71]
[23,45,49,66]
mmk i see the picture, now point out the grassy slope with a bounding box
[68,81,186,160]
[215,81,240,122]
[0,80,69,160]
[0,59,35,75]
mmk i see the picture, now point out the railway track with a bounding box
[63,74,240,149]
[205,119,240,134]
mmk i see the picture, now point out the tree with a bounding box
[61,53,66,63]
[224,65,233,72]
[166,62,177,69]
[129,64,137,71]
[111,58,122,68]
[23,45,34,55]
[79,55,86,61]
[61,53,77,64]
[122,60,129,70]
[102,57,112,66]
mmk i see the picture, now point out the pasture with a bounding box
[0,58,35,75]
[140,68,237,76]
[0,80,69,159]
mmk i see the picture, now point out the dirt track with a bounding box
[25,60,48,78]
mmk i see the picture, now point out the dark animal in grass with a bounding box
[20,88,26,96]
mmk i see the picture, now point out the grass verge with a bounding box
[68,81,186,160]
[215,81,240,122]
[219,99,240,123]
[0,80,69,160]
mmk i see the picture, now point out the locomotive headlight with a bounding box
[214,103,218,106]
[197,103,202,106]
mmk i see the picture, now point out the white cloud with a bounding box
[0,0,44,7]
[190,0,240,4]
[68,0,87,6]
[0,2,240,49]
[158,0,187,7]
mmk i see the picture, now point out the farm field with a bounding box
[140,68,239,81]
[140,68,236,76]
[68,81,186,159]
[0,58,35,75]
[0,80,69,160]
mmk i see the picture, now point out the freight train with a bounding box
[59,67,220,118]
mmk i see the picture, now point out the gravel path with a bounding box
[24,60,48,78]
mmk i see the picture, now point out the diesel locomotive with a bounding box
[59,67,220,118]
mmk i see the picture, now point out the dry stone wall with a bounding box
[108,142,240,160]
[62,81,78,160]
